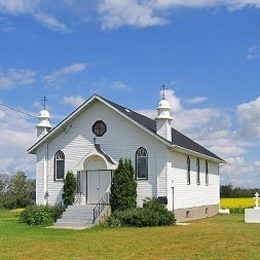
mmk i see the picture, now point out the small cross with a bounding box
[161,84,167,100]
[41,96,47,110]
[253,192,259,208]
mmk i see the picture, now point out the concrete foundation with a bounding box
[174,204,219,222]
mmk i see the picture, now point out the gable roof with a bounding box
[102,96,224,162]
[28,94,224,162]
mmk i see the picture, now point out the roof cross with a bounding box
[161,84,167,100]
[41,96,47,110]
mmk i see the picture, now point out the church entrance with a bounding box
[87,170,112,204]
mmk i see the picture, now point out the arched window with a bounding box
[205,161,209,186]
[196,158,200,185]
[187,156,191,185]
[135,147,148,180]
[54,150,65,180]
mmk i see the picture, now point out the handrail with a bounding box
[74,192,82,205]
[92,192,110,224]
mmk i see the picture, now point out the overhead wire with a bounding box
[0,103,38,118]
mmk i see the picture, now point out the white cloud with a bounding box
[220,156,260,187]
[236,97,260,138]
[1,0,260,31]
[62,95,85,108]
[43,63,87,88]
[0,68,36,90]
[186,96,208,105]
[0,106,36,177]
[98,0,167,30]
[247,46,260,60]
[97,0,260,29]
[162,89,182,113]
[110,81,130,91]
[0,0,37,14]
[34,12,70,33]
[0,0,69,33]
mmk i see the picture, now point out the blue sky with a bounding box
[1,0,260,188]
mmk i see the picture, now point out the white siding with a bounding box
[167,151,220,211]
[36,146,44,205]
[40,101,164,206]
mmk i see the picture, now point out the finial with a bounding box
[161,84,167,100]
[41,96,47,110]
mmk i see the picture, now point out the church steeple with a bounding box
[36,96,52,140]
[155,86,173,141]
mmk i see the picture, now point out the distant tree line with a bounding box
[220,184,259,198]
[0,171,35,209]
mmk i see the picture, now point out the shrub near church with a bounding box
[107,158,175,227]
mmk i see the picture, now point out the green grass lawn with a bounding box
[1,211,260,259]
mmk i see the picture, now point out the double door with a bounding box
[87,170,111,203]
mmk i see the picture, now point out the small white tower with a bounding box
[155,86,173,141]
[36,97,52,140]
[36,109,52,140]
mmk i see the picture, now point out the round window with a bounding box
[92,120,107,137]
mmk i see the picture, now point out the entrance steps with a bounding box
[53,205,95,229]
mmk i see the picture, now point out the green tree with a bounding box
[110,158,137,212]
[220,184,233,198]
[3,171,35,209]
[0,173,10,207]
[62,171,76,207]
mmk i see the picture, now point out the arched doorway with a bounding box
[84,155,112,203]
[76,144,117,204]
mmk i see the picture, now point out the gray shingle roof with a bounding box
[102,96,223,161]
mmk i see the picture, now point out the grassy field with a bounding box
[1,210,260,259]
[220,198,255,209]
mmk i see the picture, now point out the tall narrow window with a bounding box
[205,161,209,186]
[196,158,200,185]
[187,156,191,185]
[136,147,148,180]
[54,150,65,180]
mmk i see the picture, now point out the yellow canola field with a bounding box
[220,198,255,208]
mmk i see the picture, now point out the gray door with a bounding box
[87,171,111,203]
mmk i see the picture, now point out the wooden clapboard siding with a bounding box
[36,145,44,205]
[39,100,165,205]
[169,151,219,211]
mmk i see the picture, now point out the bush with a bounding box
[110,159,137,212]
[62,171,77,207]
[20,204,64,226]
[105,198,175,227]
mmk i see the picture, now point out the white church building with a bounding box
[28,93,224,222]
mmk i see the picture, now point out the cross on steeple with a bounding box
[161,84,167,100]
[41,96,47,110]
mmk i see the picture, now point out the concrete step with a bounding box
[53,205,95,228]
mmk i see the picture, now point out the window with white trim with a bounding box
[187,156,191,185]
[54,150,65,180]
[196,158,200,185]
[136,147,148,180]
[92,120,106,137]
[205,161,209,186]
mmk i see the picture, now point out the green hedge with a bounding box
[20,204,65,226]
[105,198,176,227]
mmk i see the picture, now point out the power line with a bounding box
[0,103,38,118]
